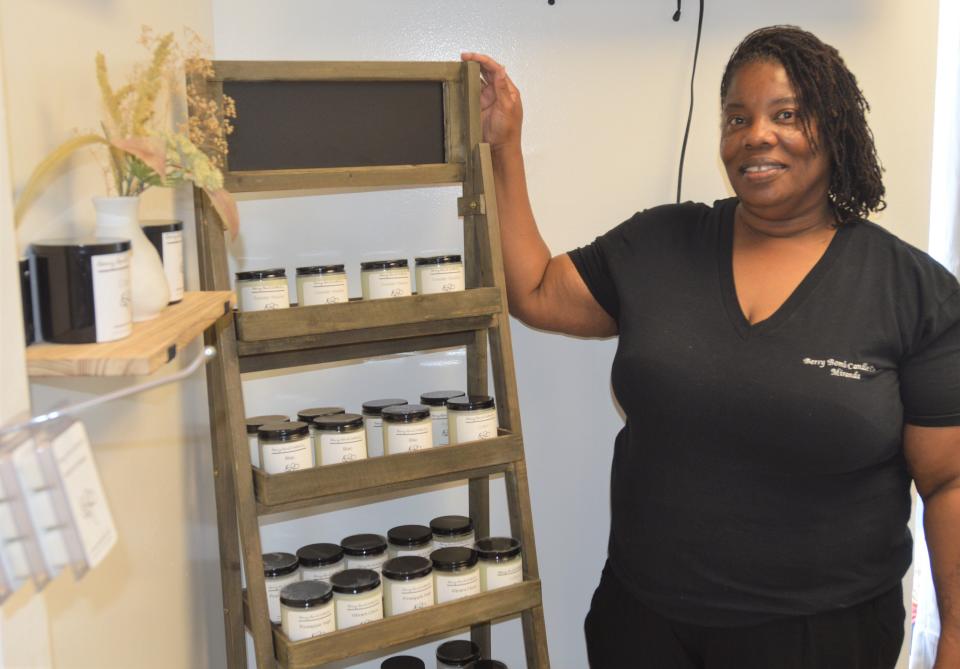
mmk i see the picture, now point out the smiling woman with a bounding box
[463,23,960,669]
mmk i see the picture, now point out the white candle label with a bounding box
[386,578,434,615]
[299,276,348,306]
[429,407,449,447]
[418,265,465,294]
[432,535,475,550]
[452,409,498,443]
[266,572,300,623]
[282,601,335,641]
[364,417,384,458]
[483,559,523,590]
[261,437,313,474]
[335,594,383,628]
[301,563,344,582]
[345,553,388,574]
[364,268,411,299]
[239,282,289,311]
[91,251,132,343]
[435,571,481,603]
[384,422,433,455]
[247,435,260,468]
[318,431,367,465]
[161,230,184,302]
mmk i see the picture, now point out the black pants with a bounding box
[584,568,905,669]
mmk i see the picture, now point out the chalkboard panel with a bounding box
[224,80,446,171]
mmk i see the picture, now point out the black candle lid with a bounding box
[381,404,430,423]
[382,556,432,581]
[262,552,299,578]
[419,390,466,407]
[414,254,462,266]
[257,421,309,441]
[430,515,473,537]
[279,580,333,608]
[312,413,364,431]
[431,547,478,571]
[362,398,408,416]
[446,395,496,412]
[296,542,344,568]
[297,406,345,423]
[296,264,345,275]
[330,568,381,594]
[436,640,481,666]
[360,259,408,270]
[381,657,426,669]
[32,237,131,254]
[245,415,289,434]
[235,268,286,281]
[141,219,184,232]
[340,533,388,556]
[387,524,432,548]
[474,537,522,562]
[464,662,507,669]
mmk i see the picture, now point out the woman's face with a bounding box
[720,60,831,221]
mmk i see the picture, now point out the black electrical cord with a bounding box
[675,0,705,203]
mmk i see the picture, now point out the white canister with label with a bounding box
[235,268,290,312]
[360,259,411,300]
[446,395,499,445]
[280,580,336,641]
[420,391,465,447]
[382,404,433,455]
[430,515,476,550]
[475,537,523,591]
[142,221,185,304]
[341,533,389,575]
[296,542,346,582]
[414,254,465,294]
[263,552,300,624]
[387,524,434,560]
[296,264,349,306]
[331,569,383,629]
[431,547,480,604]
[382,556,434,616]
[244,414,289,469]
[297,406,345,458]
[258,421,314,475]
[361,399,408,458]
[312,413,368,465]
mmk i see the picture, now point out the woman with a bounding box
[463,26,960,669]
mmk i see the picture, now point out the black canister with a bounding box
[32,238,132,343]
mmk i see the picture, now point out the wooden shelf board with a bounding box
[26,291,233,377]
[254,431,522,514]
[235,287,501,344]
[241,580,542,669]
[224,163,464,193]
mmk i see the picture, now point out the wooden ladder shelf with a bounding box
[192,60,550,668]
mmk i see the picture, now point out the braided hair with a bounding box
[720,26,885,225]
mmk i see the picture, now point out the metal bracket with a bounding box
[457,195,486,217]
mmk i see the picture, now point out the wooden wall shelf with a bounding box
[26,291,233,377]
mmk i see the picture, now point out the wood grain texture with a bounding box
[253,431,522,514]
[25,291,233,377]
[235,287,501,342]
[223,164,464,193]
[213,60,463,83]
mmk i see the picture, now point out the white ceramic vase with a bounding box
[93,196,170,322]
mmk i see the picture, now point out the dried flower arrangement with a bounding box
[14,27,239,236]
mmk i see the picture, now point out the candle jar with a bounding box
[383,657,426,669]
[475,537,523,591]
[280,580,335,641]
[258,421,314,475]
[382,405,433,455]
[296,406,345,460]
[436,640,481,669]
[313,414,367,465]
[142,220,185,304]
[431,547,480,604]
[360,259,411,300]
[430,515,475,550]
[382,556,434,616]
[297,543,346,582]
[245,415,289,469]
[235,268,290,312]
[362,399,408,458]
[296,265,348,306]
[331,569,384,629]
[420,391,466,447]
[446,396,498,445]
[387,524,434,559]
[414,254,465,294]
[263,552,300,624]
[464,662,507,669]
[341,533,389,574]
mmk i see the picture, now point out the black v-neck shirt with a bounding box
[568,197,960,626]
